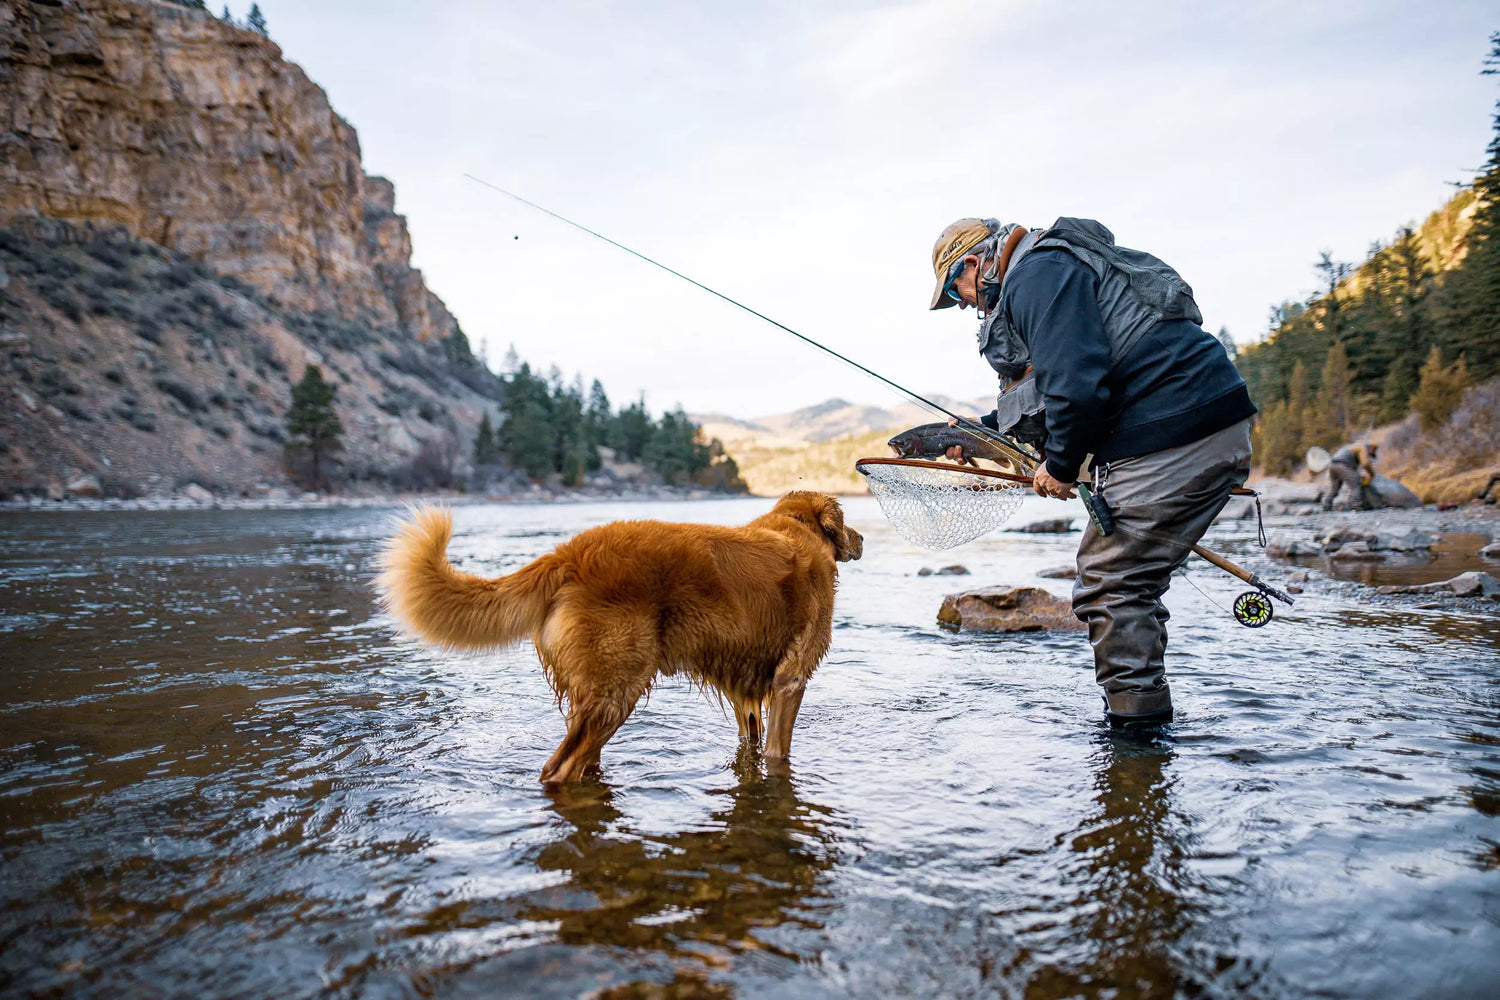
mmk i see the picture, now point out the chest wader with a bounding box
[975,219,1241,727]
[1072,421,1253,723]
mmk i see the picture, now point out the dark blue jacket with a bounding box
[997,249,1255,482]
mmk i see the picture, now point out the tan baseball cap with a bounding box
[929,218,994,310]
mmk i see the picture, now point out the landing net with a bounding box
[856,458,1030,551]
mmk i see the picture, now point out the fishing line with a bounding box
[1179,568,1230,616]
[468,173,1302,626]
[463,174,1015,459]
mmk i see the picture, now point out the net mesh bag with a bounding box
[857,460,1029,550]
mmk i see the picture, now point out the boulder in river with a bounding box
[1367,528,1439,552]
[937,587,1086,632]
[917,565,970,577]
[1377,571,1500,599]
[1266,533,1322,559]
[1479,541,1500,560]
[1037,565,1077,579]
[1319,525,1436,558]
[1328,540,1386,561]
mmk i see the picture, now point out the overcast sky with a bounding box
[248,1,1496,420]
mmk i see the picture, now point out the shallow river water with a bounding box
[1,497,1497,999]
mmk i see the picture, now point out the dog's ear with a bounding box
[814,495,859,562]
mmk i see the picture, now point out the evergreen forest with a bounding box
[472,355,747,493]
[1235,33,1500,480]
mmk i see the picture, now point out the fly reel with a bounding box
[1233,591,1274,628]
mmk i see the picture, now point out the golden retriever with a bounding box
[378,492,863,783]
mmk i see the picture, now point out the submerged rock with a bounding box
[1009,518,1076,534]
[1329,540,1386,561]
[1037,565,1077,579]
[1377,571,1500,599]
[917,565,970,577]
[937,587,1086,632]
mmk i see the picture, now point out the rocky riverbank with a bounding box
[0,480,737,513]
[939,476,1500,631]
[1216,476,1500,612]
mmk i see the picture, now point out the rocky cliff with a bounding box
[0,0,499,499]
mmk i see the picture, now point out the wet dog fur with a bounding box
[378,492,863,783]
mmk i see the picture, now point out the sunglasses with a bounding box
[943,259,968,302]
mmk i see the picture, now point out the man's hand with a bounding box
[1033,462,1077,499]
[944,416,965,462]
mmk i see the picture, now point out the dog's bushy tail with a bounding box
[378,506,565,651]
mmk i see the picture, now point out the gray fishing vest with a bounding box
[982,217,1204,434]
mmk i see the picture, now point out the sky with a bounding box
[245,1,1497,421]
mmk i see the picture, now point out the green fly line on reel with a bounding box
[1232,591,1274,627]
[855,458,1031,550]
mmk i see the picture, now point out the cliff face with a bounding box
[0,0,449,332]
[0,0,500,498]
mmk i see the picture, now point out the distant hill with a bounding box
[693,394,993,495]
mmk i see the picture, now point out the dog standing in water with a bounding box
[378,492,863,783]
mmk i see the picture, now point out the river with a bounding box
[1,497,1497,998]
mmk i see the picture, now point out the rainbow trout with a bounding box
[887,422,1036,469]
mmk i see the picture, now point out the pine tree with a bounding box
[1408,347,1472,431]
[1314,251,1352,343]
[246,2,268,36]
[473,412,498,465]
[221,5,233,23]
[1377,354,1417,424]
[585,379,611,452]
[1304,343,1353,450]
[499,362,554,478]
[285,364,342,490]
[1447,32,1500,376]
[610,397,654,462]
[1216,326,1237,359]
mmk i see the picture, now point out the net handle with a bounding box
[855,457,1035,485]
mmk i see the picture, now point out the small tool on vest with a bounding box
[1075,482,1115,536]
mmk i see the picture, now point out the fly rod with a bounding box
[463,174,1033,469]
[468,177,1289,626]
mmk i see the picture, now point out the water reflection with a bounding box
[1006,732,1250,998]
[399,750,847,995]
[532,752,843,958]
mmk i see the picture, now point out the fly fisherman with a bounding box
[927,218,1257,729]
[1322,441,1378,511]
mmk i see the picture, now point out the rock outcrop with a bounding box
[0,0,452,332]
[0,0,502,497]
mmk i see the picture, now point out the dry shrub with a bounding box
[1382,378,1500,502]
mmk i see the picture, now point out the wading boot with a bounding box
[1105,706,1174,731]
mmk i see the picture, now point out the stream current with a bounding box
[1,497,1496,998]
